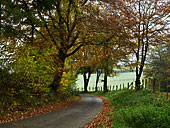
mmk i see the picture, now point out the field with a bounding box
[76,72,143,91]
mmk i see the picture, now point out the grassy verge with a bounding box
[89,89,170,128]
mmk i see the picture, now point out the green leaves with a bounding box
[144,44,170,80]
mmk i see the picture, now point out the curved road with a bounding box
[0,94,103,128]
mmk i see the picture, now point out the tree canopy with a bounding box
[0,0,170,115]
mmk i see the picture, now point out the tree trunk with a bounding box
[49,50,66,92]
[95,69,101,91]
[135,66,144,90]
[103,68,108,93]
[135,76,141,90]
[83,68,91,92]
[83,72,88,92]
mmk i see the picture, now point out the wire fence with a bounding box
[74,79,146,92]
[74,78,170,99]
[147,78,170,99]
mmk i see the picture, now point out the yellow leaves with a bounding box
[60,72,69,86]
[20,90,24,93]
[129,18,134,21]
[59,78,69,92]
[8,88,15,97]
[168,41,170,45]
[128,61,142,68]
[13,101,17,107]
[59,70,77,92]
[60,78,69,86]
[154,25,158,29]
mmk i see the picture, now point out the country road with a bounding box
[0,94,103,128]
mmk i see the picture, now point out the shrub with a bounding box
[121,105,170,128]
[111,89,170,128]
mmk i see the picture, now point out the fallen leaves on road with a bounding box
[0,96,81,124]
[1,94,114,127]
[84,95,114,128]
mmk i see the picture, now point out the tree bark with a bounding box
[135,66,144,90]
[83,72,88,92]
[95,69,102,91]
[49,50,66,92]
[135,75,141,90]
[83,68,91,92]
[103,68,108,93]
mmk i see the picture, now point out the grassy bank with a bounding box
[91,89,170,128]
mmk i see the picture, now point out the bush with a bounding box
[0,44,78,115]
[111,89,170,128]
[121,105,170,128]
[0,67,51,115]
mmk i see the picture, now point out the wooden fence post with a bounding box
[120,84,121,90]
[116,85,118,90]
[167,77,170,99]
[167,79,168,99]
[142,79,144,89]
[153,78,156,93]
[113,85,115,91]
[149,78,151,89]
[158,80,160,93]
[145,79,147,89]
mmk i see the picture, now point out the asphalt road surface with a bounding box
[0,94,103,128]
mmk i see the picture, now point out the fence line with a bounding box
[74,78,170,99]
[75,78,169,92]
[74,79,148,92]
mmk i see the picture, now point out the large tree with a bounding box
[116,0,170,89]
[1,0,98,92]
[93,1,132,92]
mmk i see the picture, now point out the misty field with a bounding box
[76,72,143,91]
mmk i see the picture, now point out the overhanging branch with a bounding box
[66,44,83,57]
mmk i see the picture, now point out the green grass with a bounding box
[90,89,170,128]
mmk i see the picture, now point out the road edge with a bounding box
[0,96,81,124]
[84,95,114,128]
